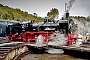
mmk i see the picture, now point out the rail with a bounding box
[0,42,29,60]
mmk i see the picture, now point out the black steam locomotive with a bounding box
[0,18,77,42]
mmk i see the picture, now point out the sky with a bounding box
[0,0,90,19]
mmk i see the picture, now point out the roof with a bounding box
[57,20,69,23]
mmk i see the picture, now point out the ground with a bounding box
[22,54,86,60]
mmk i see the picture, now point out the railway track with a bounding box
[0,38,29,60]
[0,37,46,60]
[0,37,9,44]
[13,51,30,60]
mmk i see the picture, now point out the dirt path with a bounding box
[22,54,86,60]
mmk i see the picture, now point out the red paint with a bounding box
[68,34,78,45]
[6,31,54,43]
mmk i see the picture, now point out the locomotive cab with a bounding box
[6,23,22,35]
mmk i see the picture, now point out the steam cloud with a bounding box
[67,0,76,11]
[73,0,90,16]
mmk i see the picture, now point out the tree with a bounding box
[47,8,59,19]
[33,13,37,17]
[0,4,43,22]
[0,4,3,7]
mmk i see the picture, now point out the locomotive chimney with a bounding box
[66,12,69,19]
[65,3,69,20]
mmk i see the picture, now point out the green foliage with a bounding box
[0,4,44,22]
[47,8,59,19]
[69,16,90,22]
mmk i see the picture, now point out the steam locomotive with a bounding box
[0,17,76,43]
[5,19,57,42]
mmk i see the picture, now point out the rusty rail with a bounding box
[13,51,30,60]
[0,42,29,60]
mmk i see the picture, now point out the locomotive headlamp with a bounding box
[22,24,25,28]
[16,32,18,35]
[22,26,24,28]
